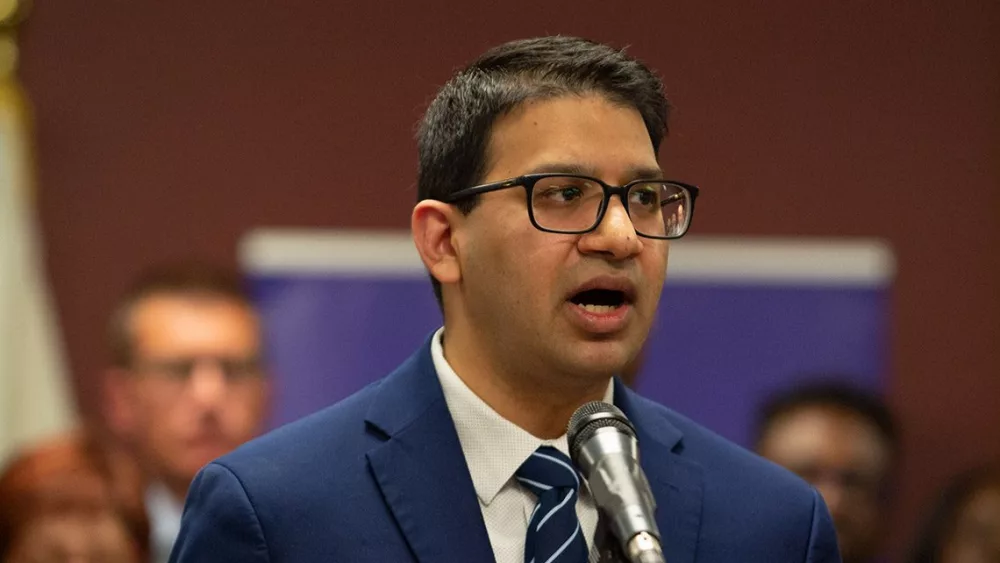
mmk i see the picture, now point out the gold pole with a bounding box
[1,0,36,200]
[0,0,76,463]
[0,0,28,77]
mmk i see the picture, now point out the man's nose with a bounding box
[188,360,228,406]
[578,198,643,260]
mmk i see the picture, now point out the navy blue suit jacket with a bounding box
[170,337,840,562]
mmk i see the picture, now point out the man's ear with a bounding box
[102,367,136,439]
[411,200,463,287]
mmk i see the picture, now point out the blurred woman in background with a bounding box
[0,430,146,563]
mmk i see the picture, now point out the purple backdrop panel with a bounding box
[242,230,894,448]
[252,275,442,425]
[641,283,888,446]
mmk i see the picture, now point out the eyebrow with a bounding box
[526,162,665,181]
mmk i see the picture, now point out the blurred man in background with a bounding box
[756,382,898,563]
[102,265,269,563]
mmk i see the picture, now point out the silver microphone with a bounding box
[568,401,665,563]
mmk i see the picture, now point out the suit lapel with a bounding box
[362,339,703,563]
[365,338,495,563]
[615,379,704,563]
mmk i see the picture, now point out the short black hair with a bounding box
[755,380,900,459]
[107,263,254,367]
[416,36,671,306]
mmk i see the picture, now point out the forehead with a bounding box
[957,483,1000,526]
[128,293,259,353]
[762,405,892,468]
[483,94,660,181]
[15,510,130,550]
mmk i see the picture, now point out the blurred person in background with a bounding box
[0,430,146,563]
[756,382,899,563]
[101,264,270,563]
[907,464,1000,563]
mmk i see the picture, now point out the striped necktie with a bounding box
[516,445,589,563]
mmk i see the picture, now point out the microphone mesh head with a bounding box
[567,401,636,463]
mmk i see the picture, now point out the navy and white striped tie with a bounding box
[516,446,589,563]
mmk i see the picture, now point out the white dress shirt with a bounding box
[432,328,612,563]
[146,481,184,563]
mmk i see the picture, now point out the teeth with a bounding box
[577,303,619,314]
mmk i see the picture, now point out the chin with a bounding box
[588,335,637,360]
[564,349,631,381]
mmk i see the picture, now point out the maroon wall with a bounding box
[19,2,999,557]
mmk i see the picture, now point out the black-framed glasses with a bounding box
[444,173,699,239]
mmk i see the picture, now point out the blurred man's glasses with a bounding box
[132,356,263,384]
[795,466,888,503]
[444,173,699,239]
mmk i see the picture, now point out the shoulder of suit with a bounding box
[636,396,815,498]
[215,377,386,471]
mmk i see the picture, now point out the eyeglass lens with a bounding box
[529,176,691,237]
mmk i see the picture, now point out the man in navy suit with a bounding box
[170,36,841,562]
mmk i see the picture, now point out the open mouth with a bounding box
[570,288,629,314]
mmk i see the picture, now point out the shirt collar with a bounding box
[145,482,185,561]
[430,327,613,506]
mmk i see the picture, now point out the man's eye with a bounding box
[542,186,583,202]
[630,187,660,207]
[156,362,193,380]
[223,359,263,379]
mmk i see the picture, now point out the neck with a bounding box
[441,328,611,439]
[149,474,192,505]
[133,451,192,505]
[166,480,190,504]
